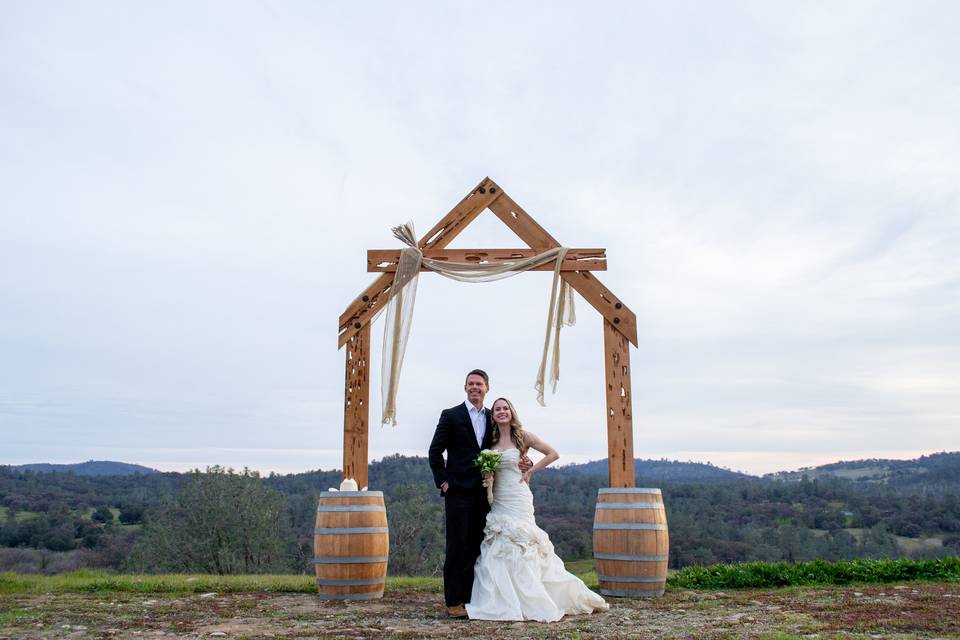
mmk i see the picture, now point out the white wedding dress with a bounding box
[465,448,609,622]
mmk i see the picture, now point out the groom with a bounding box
[428,369,493,619]
[428,369,529,619]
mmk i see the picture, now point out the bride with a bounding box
[465,397,609,622]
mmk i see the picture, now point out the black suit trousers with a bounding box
[443,489,490,606]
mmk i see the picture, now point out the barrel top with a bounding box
[598,488,661,495]
[319,491,384,498]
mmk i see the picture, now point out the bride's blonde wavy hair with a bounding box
[490,397,526,454]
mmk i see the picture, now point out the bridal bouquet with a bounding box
[473,449,503,505]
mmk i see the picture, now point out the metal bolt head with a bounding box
[478,187,486,194]
[490,187,497,193]
[615,302,622,309]
[354,322,362,329]
[613,317,621,325]
[361,295,369,302]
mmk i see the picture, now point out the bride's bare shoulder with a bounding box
[522,430,541,445]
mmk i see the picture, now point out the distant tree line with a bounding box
[1,453,959,574]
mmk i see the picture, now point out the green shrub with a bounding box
[668,556,960,589]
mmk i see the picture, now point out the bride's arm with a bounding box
[521,431,558,483]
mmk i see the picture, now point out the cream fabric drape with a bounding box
[380,222,576,426]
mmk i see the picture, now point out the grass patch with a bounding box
[828,466,887,481]
[0,571,317,594]
[0,609,38,625]
[0,508,41,523]
[564,559,598,588]
[563,558,592,574]
[0,571,449,595]
[896,534,943,553]
[5,557,954,595]
[668,556,960,590]
[387,576,442,592]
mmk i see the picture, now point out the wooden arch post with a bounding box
[342,325,371,490]
[325,177,664,600]
[604,318,636,488]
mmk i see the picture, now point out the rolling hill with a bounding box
[14,460,160,476]
[765,451,960,491]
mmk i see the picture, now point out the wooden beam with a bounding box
[342,324,371,489]
[488,194,639,346]
[338,177,503,348]
[487,191,561,250]
[418,177,504,250]
[338,273,393,349]
[562,272,639,347]
[603,318,636,488]
[366,248,607,272]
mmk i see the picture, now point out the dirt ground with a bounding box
[2,583,959,639]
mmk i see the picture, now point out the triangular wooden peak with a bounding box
[338,177,638,349]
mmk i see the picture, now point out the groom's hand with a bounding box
[518,455,533,483]
[440,482,449,493]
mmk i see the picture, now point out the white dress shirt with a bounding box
[464,401,487,448]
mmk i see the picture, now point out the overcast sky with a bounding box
[2,1,957,477]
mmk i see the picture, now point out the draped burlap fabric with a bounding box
[380,222,576,426]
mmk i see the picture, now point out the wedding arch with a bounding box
[338,176,638,489]
[318,178,668,601]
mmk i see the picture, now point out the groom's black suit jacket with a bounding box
[428,403,494,496]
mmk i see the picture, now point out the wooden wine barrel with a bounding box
[313,491,389,600]
[593,488,669,597]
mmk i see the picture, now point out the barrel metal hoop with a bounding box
[594,553,669,562]
[593,523,668,531]
[598,488,661,495]
[313,556,388,564]
[316,577,385,586]
[600,587,665,597]
[316,590,384,601]
[598,574,666,583]
[317,505,387,512]
[314,527,389,535]
[595,503,663,510]
[319,491,384,497]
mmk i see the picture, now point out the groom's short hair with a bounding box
[466,369,489,386]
